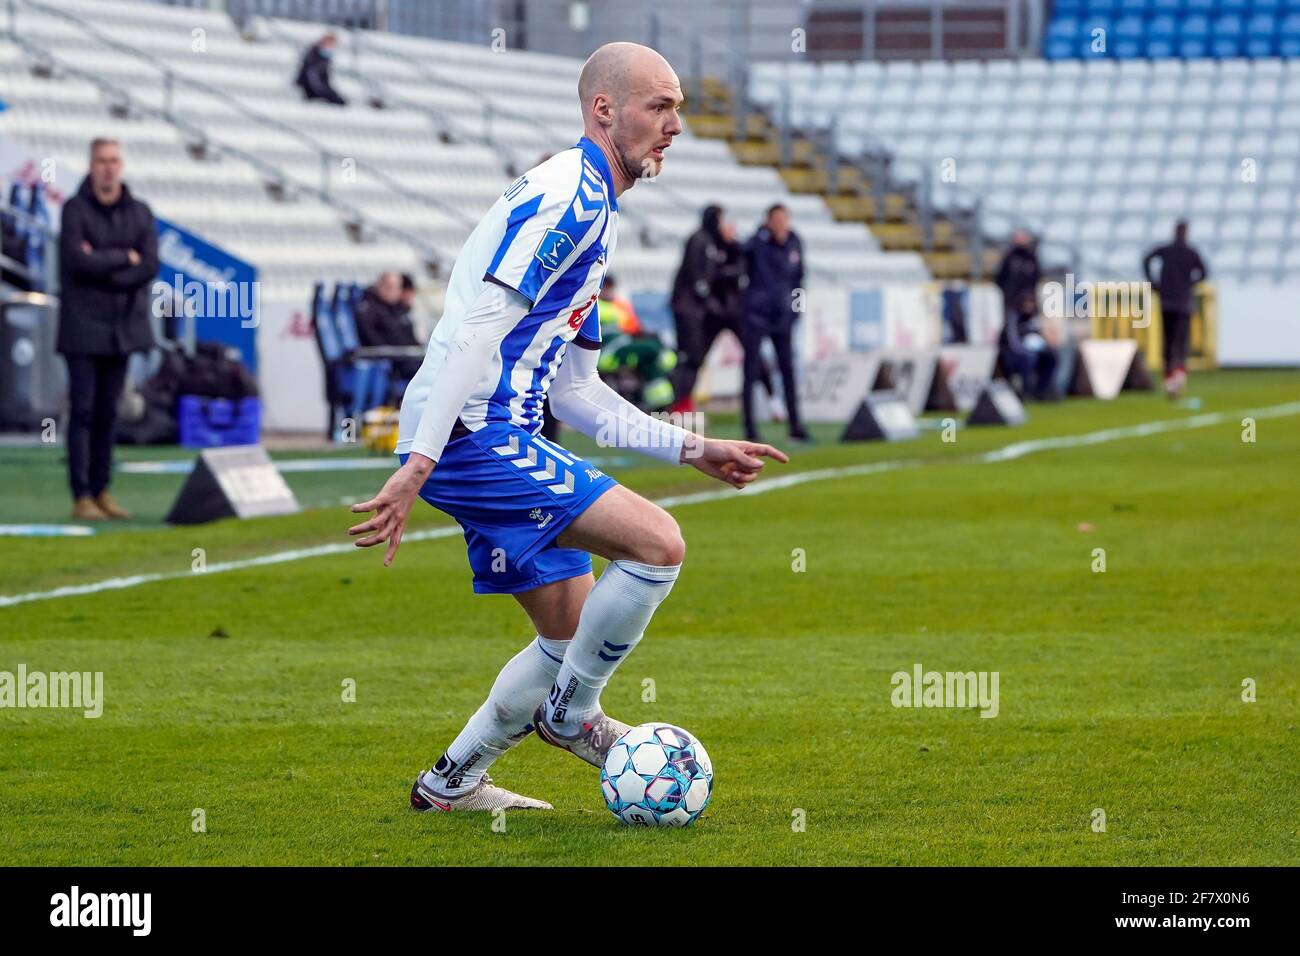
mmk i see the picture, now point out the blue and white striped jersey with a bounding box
[397,137,618,453]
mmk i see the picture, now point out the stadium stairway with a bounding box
[682,77,1001,281]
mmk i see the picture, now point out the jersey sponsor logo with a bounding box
[566,293,598,331]
[535,228,575,270]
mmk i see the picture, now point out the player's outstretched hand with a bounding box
[683,436,789,490]
[348,455,434,566]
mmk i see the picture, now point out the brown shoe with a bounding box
[94,491,132,519]
[72,496,109,521]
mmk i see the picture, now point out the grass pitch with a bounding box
[1,370,1297,865]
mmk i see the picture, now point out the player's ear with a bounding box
[593,92,614,127]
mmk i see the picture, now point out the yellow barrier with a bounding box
[1087,282,1217,372]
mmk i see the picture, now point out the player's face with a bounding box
[615,70,684,181]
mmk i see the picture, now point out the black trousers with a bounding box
[1163,308,1191,376]
[740,321,804,440]
[64,353,129,499]
[672,308,772,406]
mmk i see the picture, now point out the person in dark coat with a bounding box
[741,203,808,443]
[999,289,1058,401]
[355,270,423,399]
[355,271,419,352]
[1144,220,1208,398]
[295,33,347,106]
[994,229,1040,312]
[57,138,159,520]
[668,205,727,414]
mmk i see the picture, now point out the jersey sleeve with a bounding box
[484,163,608,305]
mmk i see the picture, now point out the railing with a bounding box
[12,0,474,236]
[0,27,447,275]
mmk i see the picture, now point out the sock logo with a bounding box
[447,751,485,790]
[552,676,579,723]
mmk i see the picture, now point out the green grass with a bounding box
[1,370,1298,865]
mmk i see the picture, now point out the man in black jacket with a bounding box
[58,138,159,520]
[355,270,423,386]
[1144,220,1208,398]
[295,33,347,106]
[668,205,727,414]
[741,204,809,443]
[994,229,1040,314]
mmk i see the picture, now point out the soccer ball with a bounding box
[599,722,713,827]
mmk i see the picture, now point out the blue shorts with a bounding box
[400,421,617,594]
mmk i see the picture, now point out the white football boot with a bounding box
[532,705,631,768]
[410,772,552,812]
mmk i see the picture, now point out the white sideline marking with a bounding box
[3,401,1297,610]
[0,527,461,609]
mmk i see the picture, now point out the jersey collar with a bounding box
[576,136,619,212]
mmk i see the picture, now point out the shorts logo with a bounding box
[528,508,554,530]
[535,229,575,270]
[490,434,577,496]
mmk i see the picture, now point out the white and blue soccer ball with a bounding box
[600,722,713,827]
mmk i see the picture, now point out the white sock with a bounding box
[423,635,566,796]
[542,560,680,735]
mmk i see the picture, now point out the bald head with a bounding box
[579,42,671,119]
[577,42,683,193]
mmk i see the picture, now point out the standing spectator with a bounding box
[994,229,1041,315]
[668,205,727,414]
[295,33,347,106]
[741,203,809,443]
[57,138,158,521]
[1144,220,1208,398]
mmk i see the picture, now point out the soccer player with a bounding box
[348,42,788,812]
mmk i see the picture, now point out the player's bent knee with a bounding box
[637,514,685,567]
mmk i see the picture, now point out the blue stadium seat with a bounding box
[1211,14,1245,57]
[1044,16,1080,59]
[1281,13,1300,56]
[1146,13,1179,57]
[1245,13,1278,56]
[1113,16,1146,58]
[1178,14,1211,57]
[1043,0,1299,59]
